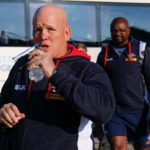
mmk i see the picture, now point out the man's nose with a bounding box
[115,31,121,36]
[41,29,48,40]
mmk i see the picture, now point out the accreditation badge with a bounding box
[125,53,137,62]
[45,85,65,101]
[146,134,150,145]
[125,57,137,62]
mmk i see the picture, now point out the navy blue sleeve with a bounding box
[142,47,150,99]
[0,56,27,107]
[49,62,115,123]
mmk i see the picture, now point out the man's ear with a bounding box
[128,28,131,34]
[65,26,71,41]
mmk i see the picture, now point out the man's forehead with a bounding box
[113,19,129,27]
[114,22,128,27]
[34,6,67,25]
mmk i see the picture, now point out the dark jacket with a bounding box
[0,44,115,150]
[97,37,150,113]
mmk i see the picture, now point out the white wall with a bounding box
[87,47,101,63]
[0,47,29,92]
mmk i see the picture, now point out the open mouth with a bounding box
[39,44,49,51]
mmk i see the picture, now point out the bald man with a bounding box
[97,17,150,150]
[0,4,115,150]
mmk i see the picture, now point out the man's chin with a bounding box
[115,40,123,44]
[39,47,49,52]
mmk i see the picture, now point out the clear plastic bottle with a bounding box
[13,44,44,82]
[29,66,44,82]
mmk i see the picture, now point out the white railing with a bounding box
[0,46,100,91]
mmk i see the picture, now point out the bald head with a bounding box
[110,17,129,32]
[33,4,68,27]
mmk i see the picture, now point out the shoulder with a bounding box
[96,47,107,60]
[100,46,107,54]
[11,55,28,72]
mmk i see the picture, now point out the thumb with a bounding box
[20,113,25,119]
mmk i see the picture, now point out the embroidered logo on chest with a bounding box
[14,84,26,91]
[106,58,113,61]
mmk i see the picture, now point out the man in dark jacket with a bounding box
[0,4,115,150]
[97,17,150,150]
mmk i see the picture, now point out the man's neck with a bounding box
[113,41,128,48]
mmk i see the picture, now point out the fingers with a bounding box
[28,49,56,79]
[0,103,25,128]
[28,55,42,69]
[28,49,45,69]
[28,48,42,60]
[0,116,13,128]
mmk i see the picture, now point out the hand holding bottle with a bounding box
[28,49,56,81]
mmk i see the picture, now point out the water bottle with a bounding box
[13,44,44,82]
[29,66,44,82]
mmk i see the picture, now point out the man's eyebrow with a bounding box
[111,29,127,32]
